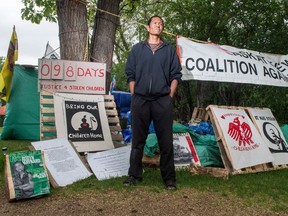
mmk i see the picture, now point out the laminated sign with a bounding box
[65,101,104,142]
[5,150,50,201]
[173,133,201,167]
[54,93,114,152]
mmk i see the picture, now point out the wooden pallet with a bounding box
[189,164,229,179]
[142,154,160,167]
[205,105,288,176]
[191,107,209,123]
[40,90,124,148]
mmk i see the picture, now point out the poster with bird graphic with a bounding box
[247,108,288,165]
[53,93,114,152]
[210,106,273,170]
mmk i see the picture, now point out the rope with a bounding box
[92,5,206,43]
[83,32,89,61]
[53,0,207,60]
[76,0,206,43]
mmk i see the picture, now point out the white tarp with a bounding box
[178,37,288,87]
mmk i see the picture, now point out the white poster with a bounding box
[210,107,274,170]
[38,59,106,94]
[173,133,201,167]
[31,138,92,187]
[86,146,131,180]
[54,93,114,152]
[247,108,288,165]
[178,37,288,87]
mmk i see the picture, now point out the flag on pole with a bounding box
[109,75,116,95]
[43,41,60,59]
[0,26,18,102]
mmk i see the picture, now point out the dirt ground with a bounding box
[1,185,286,216]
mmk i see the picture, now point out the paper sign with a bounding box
[86,146,131,180]
[31,138,92,187]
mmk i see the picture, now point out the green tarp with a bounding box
[1,65,40,140]
[144,123,224,167]
[280,124,288,143]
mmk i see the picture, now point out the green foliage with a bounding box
[111,61,129,92]
[21,0,57,24]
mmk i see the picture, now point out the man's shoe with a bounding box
[123,176,142,186]
[165,180,177,190]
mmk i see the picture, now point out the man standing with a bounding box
[124,15,182,189]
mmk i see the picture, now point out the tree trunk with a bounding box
[196,81,209,108]
[91,0,122,94]
[56,0,88,61]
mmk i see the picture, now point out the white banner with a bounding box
[178,37,288,87]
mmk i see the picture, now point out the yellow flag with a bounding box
[0,26,18,102]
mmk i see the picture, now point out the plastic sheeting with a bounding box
[1,65,40,140]
[188,121,215,135]
[144,123,224,167]
[281,124,288,143]
[112,91,131,117]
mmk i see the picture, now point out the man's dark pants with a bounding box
[128,94,176,183]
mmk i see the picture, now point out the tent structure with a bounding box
[1,64,40,140]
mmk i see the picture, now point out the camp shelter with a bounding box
[1,64,40,140]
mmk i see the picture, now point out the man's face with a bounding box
[147,17,163,36]
[15,162,24,172]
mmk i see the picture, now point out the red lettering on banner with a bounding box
[78,67,85,76]
[91,68,99,77]
[41,64,50,76]
[68,85,85,90]
[99,69,104,77]
[85,68,92,77]
[42,84,62,90]
[77,67,105,77]
[86,86,105,91]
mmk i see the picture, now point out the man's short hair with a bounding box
[147,15,164,26]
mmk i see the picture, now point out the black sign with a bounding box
[65,101,104,142]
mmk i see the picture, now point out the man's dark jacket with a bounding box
[126,40,182,100]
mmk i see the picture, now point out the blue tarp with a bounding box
[112,91,131,117]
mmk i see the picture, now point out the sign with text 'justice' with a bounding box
[38,59,106,94]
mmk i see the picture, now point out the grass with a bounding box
[1,139,288,213]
